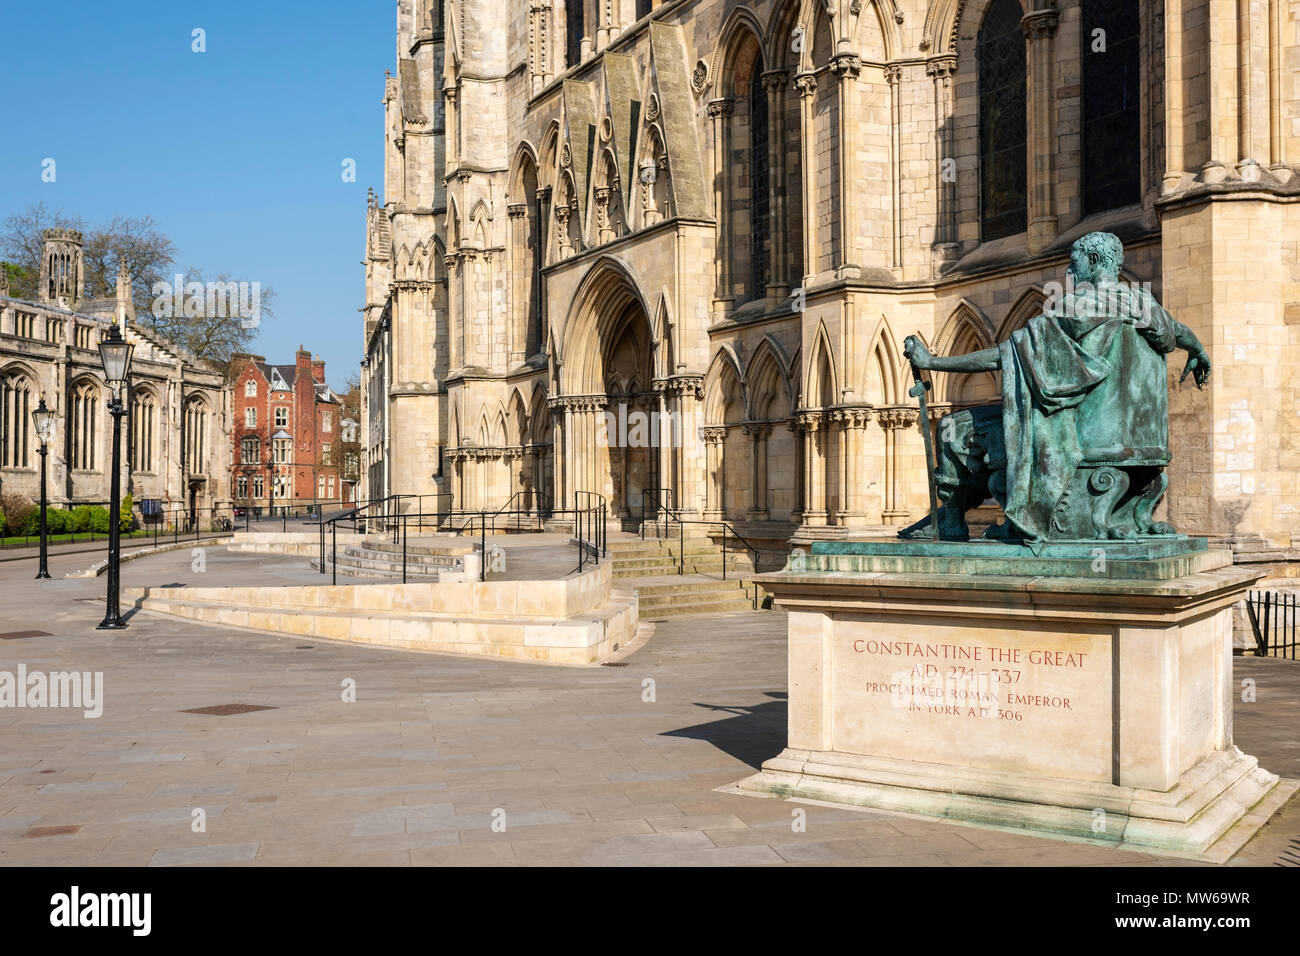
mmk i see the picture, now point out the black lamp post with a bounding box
[96,323,134,630]
[31,396,57,580]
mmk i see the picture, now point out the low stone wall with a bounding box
[227,530,364,558]
[124,561,637,665]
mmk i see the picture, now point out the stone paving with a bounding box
[0,544,1297,866]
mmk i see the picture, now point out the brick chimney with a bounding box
[312,355,326,383]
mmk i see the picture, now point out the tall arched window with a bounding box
[185,398,208,474]
[565,1,584,67]
[130,388,157,473]
[70,381,99,471]
[729,33,768,303]
[1082,0,1141,214]
[750,61,770,299]
[978,0,1028,241]
[0,372,34,469]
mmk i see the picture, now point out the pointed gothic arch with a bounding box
[555,255,655,395]
[863,318,904,406]
[805,323,839,408]
[703,347,745,425]
[745,338,793,421]
[997,287,1047,341]
[935,299,992,354]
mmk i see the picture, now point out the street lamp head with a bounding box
[31,396,56,445]
[98,323,134,392]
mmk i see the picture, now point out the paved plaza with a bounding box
[1,544,1297,867]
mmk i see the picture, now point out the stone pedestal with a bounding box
[736,539,1297,858]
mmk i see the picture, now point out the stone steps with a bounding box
[604,535,768,618]
[629,575,760,619]
[310,542,463,579]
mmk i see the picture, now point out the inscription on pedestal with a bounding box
[831,615,1113,782]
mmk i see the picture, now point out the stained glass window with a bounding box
[750,62,770,299]
[566,1,584,67]
[1082,0,1141,215]
[978,0,1027,242]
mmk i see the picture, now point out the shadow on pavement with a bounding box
[661,692,787,769]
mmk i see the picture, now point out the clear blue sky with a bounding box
[1,0,390,390]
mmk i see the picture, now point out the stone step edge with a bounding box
[135,594,636,630]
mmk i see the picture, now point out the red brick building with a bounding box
[230,348,344,513]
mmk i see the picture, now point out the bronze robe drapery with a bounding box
[999,283,1177,540]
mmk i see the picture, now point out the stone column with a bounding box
[761,71,790,300]
[528,1,552,95]
[702,426,726,520]
[799,412,826,526]
[444,88,459,169]
[744,423,771,519]
[878,407,917,525]
[1161,0,1187,192]
[927,55,960,264]
[653,381,671,511]
[549,398,569,510]
[507,202,528,365]
[831,54,862,277]
[837,407,874,527]
[676,376,705,517]
[795,74,818,286]
[708,98,735,316]
[1023,6,1060,255]
[884,64,903,272]
[788,418,805,523]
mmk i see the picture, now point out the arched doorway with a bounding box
[601,301,655,519]
[556,260,659,522]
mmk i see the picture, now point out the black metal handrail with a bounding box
[1246,590,1299,659]
[572,491,606,573]
[641,503,762,608]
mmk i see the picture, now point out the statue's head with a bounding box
[1068,232,1124,284]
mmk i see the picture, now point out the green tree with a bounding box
[1,203,275,366]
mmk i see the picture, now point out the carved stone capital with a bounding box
[830,54,862,79]
[701,426,727,445]
[507,203,528,219]
[882,64,903,86]
[877,407,919,430]
[706,98,734,119]
[925,55,958,79]
[831,406,876,428]
[1022,8,1060,40]
[794,73,818,99]
[797,410,824,431]
[760,70,789,94]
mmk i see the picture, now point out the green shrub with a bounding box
[90,506,111,534]
[70,505,95,533]
[45,509,70,535]
[0,492,35,538]
[120,494,134,533]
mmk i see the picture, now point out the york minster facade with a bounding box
[362,0,1300,551]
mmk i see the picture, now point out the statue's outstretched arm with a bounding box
[903,336,999,373]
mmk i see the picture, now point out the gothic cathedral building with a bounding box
[362,0,1300,553]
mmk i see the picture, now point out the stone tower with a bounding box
[38,228,84,309]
